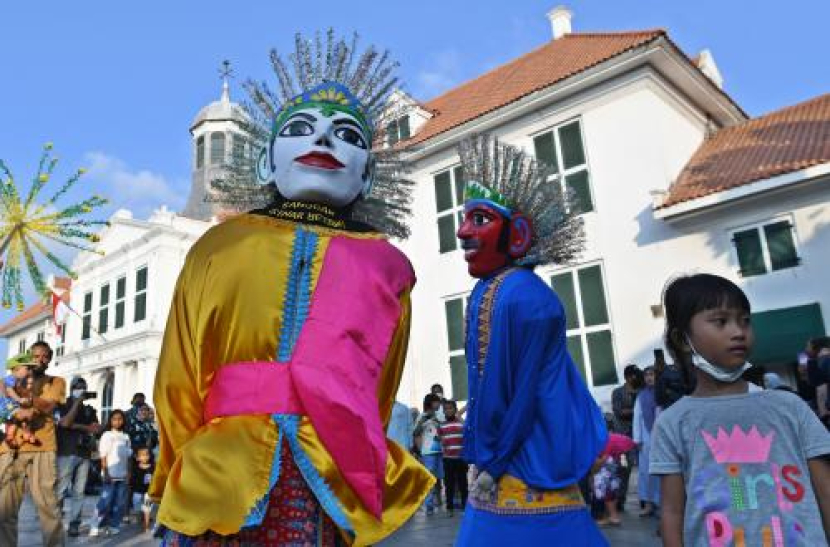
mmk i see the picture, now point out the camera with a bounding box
[83,391,98,400]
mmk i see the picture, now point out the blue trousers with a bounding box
[95,480,128,528]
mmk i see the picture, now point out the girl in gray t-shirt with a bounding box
[651,274,830,546]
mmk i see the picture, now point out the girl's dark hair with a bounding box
[442,399,458,410]
[662,274,751,387]
[106,409,127,431]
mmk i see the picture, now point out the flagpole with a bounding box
[51,288,108,343]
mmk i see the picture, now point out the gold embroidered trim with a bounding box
[233,213,386,240]
[476,268,518,378]
[470,476,586,516]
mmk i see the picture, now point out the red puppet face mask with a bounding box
[457,201,533,278]
[457,203,509,278]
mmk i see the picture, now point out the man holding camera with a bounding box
[56,377,100,537]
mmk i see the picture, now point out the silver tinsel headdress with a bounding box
[458,134,585,266]
[214,30,414,239]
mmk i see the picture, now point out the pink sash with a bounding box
[202,236,414,520]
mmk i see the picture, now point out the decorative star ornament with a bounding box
[0,143,108,310]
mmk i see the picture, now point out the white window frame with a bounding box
[114,275,126,329]
[443,293,471,401]
[134,265,148,323]
[82,291,93,341]
[17,338,26,355]
[434,165,466,254]
[101,370,115,423]
[730,215,801,277]
[548,261,618,388]
[98,282,110,334]
[55,326,66,357]
[531,117,595,214]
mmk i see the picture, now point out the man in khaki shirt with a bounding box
[0,341,66,546]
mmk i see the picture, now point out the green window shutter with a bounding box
[567,335,587,381]
[764,221,799,270]
[399,116,411,140]
[565,170,593,213]
[83,292,93,313]
[115,302,125,329]
[587,330,618,386]
[438,215,457,253]
[558,121,586,169]
[434,171,453,213]
[116,277,126,299]
[551,272,579,330]
[137,267,148,292]
[453,166,466,205]
[444,298,465,352]
[134,294,147,322]
[734,229,766,276]
[450,355,468,400]
[578,265,609,327]
[532,132,559,173]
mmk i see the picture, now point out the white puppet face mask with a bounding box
[267,106,371,207]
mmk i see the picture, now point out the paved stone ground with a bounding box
[18,476,661,546]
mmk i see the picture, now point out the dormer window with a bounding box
[386,115,411,146]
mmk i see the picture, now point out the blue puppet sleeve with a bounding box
[471,271,607,488]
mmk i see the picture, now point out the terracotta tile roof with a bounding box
[404,30,666,145]
[664,94,830,207]
[0,277,72,336]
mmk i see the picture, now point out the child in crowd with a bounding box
[592,432,636,527]
[1,357,37,448]
[652,273,830,545]
[91,409,132,537]
[131,446,156,533]
[438,400,468,516]
[414,393,444,515]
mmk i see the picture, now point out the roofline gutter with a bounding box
[654,162,830,220]
[403,35,745,162]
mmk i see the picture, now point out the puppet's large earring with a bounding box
[256,146,272,184]
[508,214,533,258]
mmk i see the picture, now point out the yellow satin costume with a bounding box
[149,212,433,546]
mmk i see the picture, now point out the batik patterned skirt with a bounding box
[161,440,341,547]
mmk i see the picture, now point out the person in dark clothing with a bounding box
[56,377,101,537]
[126,403,158,453]
[610,365,642,511]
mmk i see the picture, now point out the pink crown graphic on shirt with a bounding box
[701,425,775,464]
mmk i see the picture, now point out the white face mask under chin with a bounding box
[686,337,752,383]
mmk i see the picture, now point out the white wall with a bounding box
[396,69,830,408]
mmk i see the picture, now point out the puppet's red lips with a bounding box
[294,152,345,170]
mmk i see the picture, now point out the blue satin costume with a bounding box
[456,267,609,546]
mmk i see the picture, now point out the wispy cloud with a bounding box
[83,152,187,219]
[413,49,464,99]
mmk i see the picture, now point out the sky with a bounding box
[0,0,828,354]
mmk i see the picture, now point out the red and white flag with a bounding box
[51,291,70,335]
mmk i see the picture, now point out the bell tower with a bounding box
[182,62,249,220]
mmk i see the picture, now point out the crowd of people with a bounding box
[0,340,159,545]
[388,384,470,517]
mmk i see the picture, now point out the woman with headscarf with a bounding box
[632,366,660,517]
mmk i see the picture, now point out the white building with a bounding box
[392,8,830,406]
[2,8,827,414]
[0,78,250,417]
